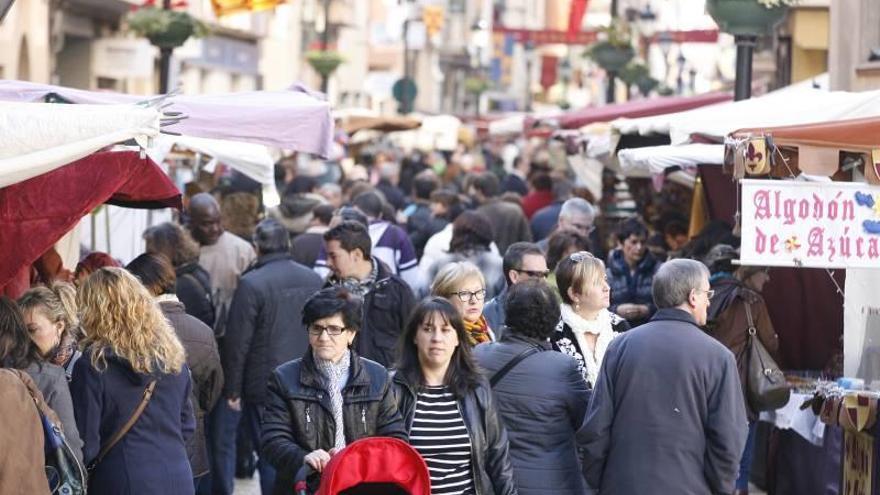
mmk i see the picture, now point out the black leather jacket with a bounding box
[261,349,408,495]
[391,372,518,495]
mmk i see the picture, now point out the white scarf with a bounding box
[316,350,351,450]
[560,304,617,386]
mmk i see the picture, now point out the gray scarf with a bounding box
[316,350,352,450]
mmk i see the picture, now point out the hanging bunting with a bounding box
[211,0,285,17]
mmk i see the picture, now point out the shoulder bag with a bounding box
[744,303,790,412]
[87,380,157,474]
[490,345,545,387]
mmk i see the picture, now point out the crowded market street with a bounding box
[0,1,877,495]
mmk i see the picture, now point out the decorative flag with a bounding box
[567,0,589,39]
[211,0,285,17]
[423,5,444,37]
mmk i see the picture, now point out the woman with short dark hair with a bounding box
[392,297,516,495]
[473,281,590,495]
[261,287,407,495]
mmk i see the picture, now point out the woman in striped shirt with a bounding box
[392,297,517,495]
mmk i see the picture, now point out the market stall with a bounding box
[723,116,880,495]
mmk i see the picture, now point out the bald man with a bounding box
[187,193,256,330]
[188,193,256,495]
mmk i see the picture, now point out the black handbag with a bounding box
[744,302,790,412]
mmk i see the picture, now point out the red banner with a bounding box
[492,27,719,46]
[540,55,558,90]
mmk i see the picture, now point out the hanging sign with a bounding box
[741,179,880,269]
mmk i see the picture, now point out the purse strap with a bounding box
[744,301,757,337]
[490,345,544,387]
[87,380,157,472]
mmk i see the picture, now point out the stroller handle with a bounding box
[294,464,315,495]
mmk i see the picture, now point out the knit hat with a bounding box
[703,244,738,274]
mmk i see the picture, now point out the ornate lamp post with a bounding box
[705,0,790,101]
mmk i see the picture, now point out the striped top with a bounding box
[409,386,475,495]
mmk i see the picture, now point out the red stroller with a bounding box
[294,437,430,495]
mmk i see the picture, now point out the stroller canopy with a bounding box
[317,437,430,495]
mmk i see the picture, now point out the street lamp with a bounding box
[468,19,490,117]
[655,31,673,86]
[676,51,686,95]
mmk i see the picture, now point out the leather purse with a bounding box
[744,302,791,412]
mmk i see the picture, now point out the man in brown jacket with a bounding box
[705,244,780,495]
[0,369,51,494]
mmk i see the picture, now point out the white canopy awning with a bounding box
[0,101,160,188]
[617,144,724,176]
[151,135,277,185]
[608,74,880,145]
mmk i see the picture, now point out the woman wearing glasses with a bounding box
[392,297,517,495]
[261,287,406,495]
[431,262,494,345]
[552,251,629,387]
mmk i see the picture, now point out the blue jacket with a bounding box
[606,249,661,326]
[71,349,195,495]
[483,286,507,339]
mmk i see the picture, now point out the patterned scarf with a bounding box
[47,332,77,368]
[316,350,352,450]
[331,260,378,299]
[463,315,492,346]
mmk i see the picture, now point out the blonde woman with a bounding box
[552,251,629,387]
[70,267,195,495]
[18,282,82,380]
[431,261,495,345]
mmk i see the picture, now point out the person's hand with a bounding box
[227,397,242,412]
[633,304,650,318]
[617,304,637,319]
[304,449,331,472]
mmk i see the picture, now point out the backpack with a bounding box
[13,370,86,495]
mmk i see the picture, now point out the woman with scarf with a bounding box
[0,295,84,463]
[261,287,407,495]
[19,281,82,380]
[392,297,516,495]
[551,252,629,388]
[431,261,494,345]
[704,244,779,495]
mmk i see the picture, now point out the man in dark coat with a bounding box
[483,242,548,336]
[471,172,532,254]
[323,221,416,368]
[222,218,323,495]
[581,259,748,495]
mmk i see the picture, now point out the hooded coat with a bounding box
[70,348,195,495]
[706,276,779,421]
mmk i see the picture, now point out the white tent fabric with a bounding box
[607,74,880,145]
[488,114,526,136]
[617,144,725,175]
[150,135,276,185]
[0,101,160,188]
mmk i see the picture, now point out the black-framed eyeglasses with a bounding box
[308,324,348,336]
[513,269,551,279]
[450,289,486,302]
[569,251,596,263]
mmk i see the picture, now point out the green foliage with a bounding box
[127,7,208,48]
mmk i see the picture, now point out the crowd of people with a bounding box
[0,149,781,495]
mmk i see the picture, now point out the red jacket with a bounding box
[521,190,555,219]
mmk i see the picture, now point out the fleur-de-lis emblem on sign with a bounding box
[785,236,801,252]
[746,142,763,162]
